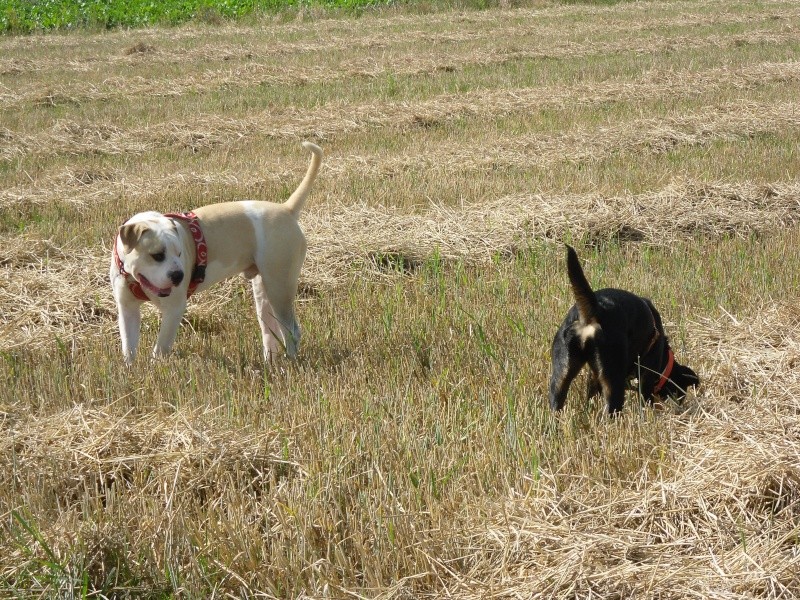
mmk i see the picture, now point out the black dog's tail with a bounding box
[566,245,600,338]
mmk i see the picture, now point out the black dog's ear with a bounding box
[679,364,700,388]
[669,364,700,399]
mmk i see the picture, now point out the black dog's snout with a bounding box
[169,270,184,286]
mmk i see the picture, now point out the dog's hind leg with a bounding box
[262,284,301,360]
[586,372,602,400]
[253,246,305,360]
[251,275,284,361]
[548,335,586,411]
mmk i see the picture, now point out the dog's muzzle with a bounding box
[169,270,184,286]
[137,274,174,298]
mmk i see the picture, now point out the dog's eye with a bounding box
[152,252,165,263]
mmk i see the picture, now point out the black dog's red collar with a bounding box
[113,211,207,301]
[652,348,675,396]
[643,303,676,396]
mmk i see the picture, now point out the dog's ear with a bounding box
[678,364,700,388]
[670,363,700,398]
[118,222,149,253]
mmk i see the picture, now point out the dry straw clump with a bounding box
[1,405,305,592]
[305,179,800,283]
[3,404,303,507]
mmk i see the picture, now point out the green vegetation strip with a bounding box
[0,0,392,32]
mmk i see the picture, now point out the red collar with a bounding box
[642,302,675,396]
[113,239,149,301]
[652,348,675,396]
[166,211,207,297]
[114,211,207,302]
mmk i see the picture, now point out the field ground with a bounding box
[1,0,800,597]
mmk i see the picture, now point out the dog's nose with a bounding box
[169,270,184,286]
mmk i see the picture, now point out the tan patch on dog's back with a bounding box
[573,321,600,345]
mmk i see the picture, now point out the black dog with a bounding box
[549,245,699,415]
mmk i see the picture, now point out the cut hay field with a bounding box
[2,0,800,597]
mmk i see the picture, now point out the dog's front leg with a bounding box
[153,298,187,359]
[117,300,142,365]
[112,276,144,364]
[594,357,627,415]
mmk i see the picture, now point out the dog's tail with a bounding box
[284,141,323,217]
[566,245,600,338]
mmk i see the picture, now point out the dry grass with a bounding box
[4,60,800,164]
[3,179,799,351]
[1,0,800,597]
[2,3,799,117]
[13,8,787,76]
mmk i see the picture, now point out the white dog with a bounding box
[110,141,323,364]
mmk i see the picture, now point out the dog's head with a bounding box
[117,212,185,298]
[661,361,700,401]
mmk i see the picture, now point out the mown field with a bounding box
[1,0,800,597]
